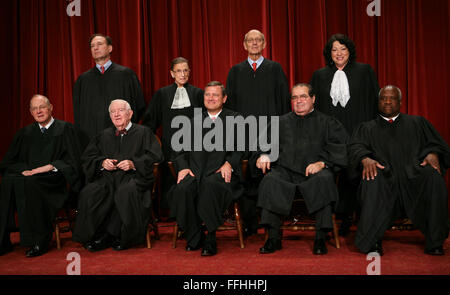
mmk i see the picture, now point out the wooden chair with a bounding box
[170,160,247,249]
[145,135,163,249]
[54,189,77,250]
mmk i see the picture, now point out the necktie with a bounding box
[388,119,394,123]
[115,129,128,136]
[41,127,46,133]
[211,116,216,122]
[101,66,105,74]
[252,62,257,72]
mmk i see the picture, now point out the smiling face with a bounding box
[378,87,401,118]
[331,41,350,70]
[109,100,133,130]
[243,30,266,60]
[90,36,112,63]
[170,62,190,87]
[291,86,315,116]
[30,95,53,125]
[204,85,227,114]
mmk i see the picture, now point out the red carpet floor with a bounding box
[0,223,449,276]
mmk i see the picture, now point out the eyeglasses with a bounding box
[172,69,190,75]
[245,38,264,44]
[109,108,128,114]
[291,94,311,100]
[30,105,49,112]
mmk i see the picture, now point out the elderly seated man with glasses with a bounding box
[73,99,163,252]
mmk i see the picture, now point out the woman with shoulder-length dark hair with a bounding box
[310,33,380,235]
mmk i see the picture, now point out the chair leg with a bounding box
[146,227,152,249]
[331,213,340,249]
[234,203,244,248]
[55,223,61,250]
[172,223,178,249]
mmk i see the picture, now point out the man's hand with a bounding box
[256,155,271,174]
[102,159,118,171]
[305,161,325,177]
[420,153,441,174]
[361,157,385,180]
[22,164,55,176]
[177,169,195,184]
[116,160,135,171]
[216,161,233,183]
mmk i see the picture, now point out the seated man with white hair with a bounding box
[0,94,81,257]
[73,99,163,252]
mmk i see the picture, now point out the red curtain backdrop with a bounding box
[1,0,449,200]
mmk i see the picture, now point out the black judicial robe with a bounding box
[168,108,245,242]
[349,114,450,252]
[255,111,349,216]
[142,83,204,160]
[0,119,81,247]
[225,59,290,117]
[73,62,146,147]
[72,124,163,247]
[310,62,379,136]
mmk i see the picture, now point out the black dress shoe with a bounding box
[201,241,217,256]
[111,239,128,251]
[313,238,328,255]
[86,234,113,252]
[259,238,282,254]
[425,246,444,256]
[366,240,384,256]
[25,245,48,258]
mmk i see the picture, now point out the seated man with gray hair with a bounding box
[73,99,163,252]
[349,85,450,256]
[0,94,81,257]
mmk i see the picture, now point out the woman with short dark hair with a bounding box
[310,34,380,234]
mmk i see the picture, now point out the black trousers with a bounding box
[258,166,337,238]
[169,173,241,247]
[355,166,449,253]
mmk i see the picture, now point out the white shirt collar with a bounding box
[96,60,112,72]
[380,113,400,122]
[247,56,264,69]
[125,121,132,131]
[40,117,55,129]
[207,110,222,120]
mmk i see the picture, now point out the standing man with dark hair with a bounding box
[349,85,449,256]
[226,29,291,237]
[73,33,146,149]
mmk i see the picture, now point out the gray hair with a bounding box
[379,85,402,101]
[244,29,265,43]
[108,99,131,112]
[30,94,51,107]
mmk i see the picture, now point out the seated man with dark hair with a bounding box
[72,99,163,252]
[0,94,81,257]
[169,81,244,257]
[349,85,449,256]
[255,83,348,255]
